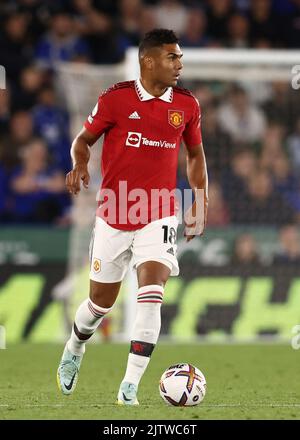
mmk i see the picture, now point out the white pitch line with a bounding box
[203,404,300,408]
[0,403,300,409]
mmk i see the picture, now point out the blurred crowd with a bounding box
[1,0,300,242]
[177,78,300,265]
[230,225,300,266]
[1,0,300,74]
[178,80,300,227]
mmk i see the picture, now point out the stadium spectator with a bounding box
[193,83,216,108]
[180,8,212,48]
[273,224,300,264]
[137,6,157,36]
[231,233,261,265]
[14,0,49,44]
[118,0,143,46]
[283,0,300,47]
[201,105,232,178]
[154,0,188,35]
[239,79,272,105]
[222,147,257,218]
[272,0,297,15]
[0,165,8,221]
[206,180,230,227]
[262,122,285,148]
[248,0,278,47]
[231,169,296,225]
[206,0,235,42]
[287,116,300,177]
[252,37,272,48]
[233,0,250,13]
[226,13,250,48]
[35,9,91,69]
[218,85,266,143]
[262,81,300,130]
[271,152,300,215]
[259,123,286,168]
[8,138,69,224]
[70,0,112,37]
[0,88,10,136]
[70,0,130,63]
[259,144,284,173]
[32,86,71,172]
[0,12,32,80]
[0,111,34,171]
[12,65,45,111]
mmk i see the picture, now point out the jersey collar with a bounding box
[135,78,173,103]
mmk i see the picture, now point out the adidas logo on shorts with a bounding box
[167,247,175,256]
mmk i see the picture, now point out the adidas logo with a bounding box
[167,247,174,256]
[129,111,141,119]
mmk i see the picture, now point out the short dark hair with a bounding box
[139,29,179,57]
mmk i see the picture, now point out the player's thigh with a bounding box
[132,215,179,279]
[89,279,121,308]
[89,216,132,284]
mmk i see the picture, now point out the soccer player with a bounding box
[57,29,208,405]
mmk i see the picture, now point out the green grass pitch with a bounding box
[0,343,299,420]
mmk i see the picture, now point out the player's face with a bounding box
[153,44,183,87]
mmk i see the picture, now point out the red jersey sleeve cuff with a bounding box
[184,137,202,150]
[84,121,100,135]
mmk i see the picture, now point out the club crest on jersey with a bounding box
[168,110,184,128]
[93,258,101,273]
[126,132,142,148]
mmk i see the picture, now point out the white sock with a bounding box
[122,284,164,387]
[67,298,112,355]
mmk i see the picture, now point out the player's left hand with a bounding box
[66,163,90,195]
[184,197,208,242]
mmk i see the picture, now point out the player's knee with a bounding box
[137,261,171,287]
[89,281,119,308]
[89,291,114,308]
[138,272,169,288]
[90,287,114,308]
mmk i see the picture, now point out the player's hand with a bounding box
[65,164,90,195]
[184,197,208,242]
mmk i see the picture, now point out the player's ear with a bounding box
[144,55,154,70]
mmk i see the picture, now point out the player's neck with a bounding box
[140,77,169,98]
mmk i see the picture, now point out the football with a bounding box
[159,363,206,406]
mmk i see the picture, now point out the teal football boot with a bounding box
[116,382,139,405]
[57,344,83,395]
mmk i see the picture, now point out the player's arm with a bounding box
[184,142,209,242]
[66,127,99,195]
[66,92,114,195]
[182,96,208,242]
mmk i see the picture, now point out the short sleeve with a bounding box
[182,98,202,150]
[84,94,114,136]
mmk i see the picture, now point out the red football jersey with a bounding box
[84,79,202,230]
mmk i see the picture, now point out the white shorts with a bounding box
[89,216,179,283]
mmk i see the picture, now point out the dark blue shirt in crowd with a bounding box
[9,166,70,224]
[32,104,71,172]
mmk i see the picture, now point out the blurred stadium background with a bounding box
[1,0,300,348]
